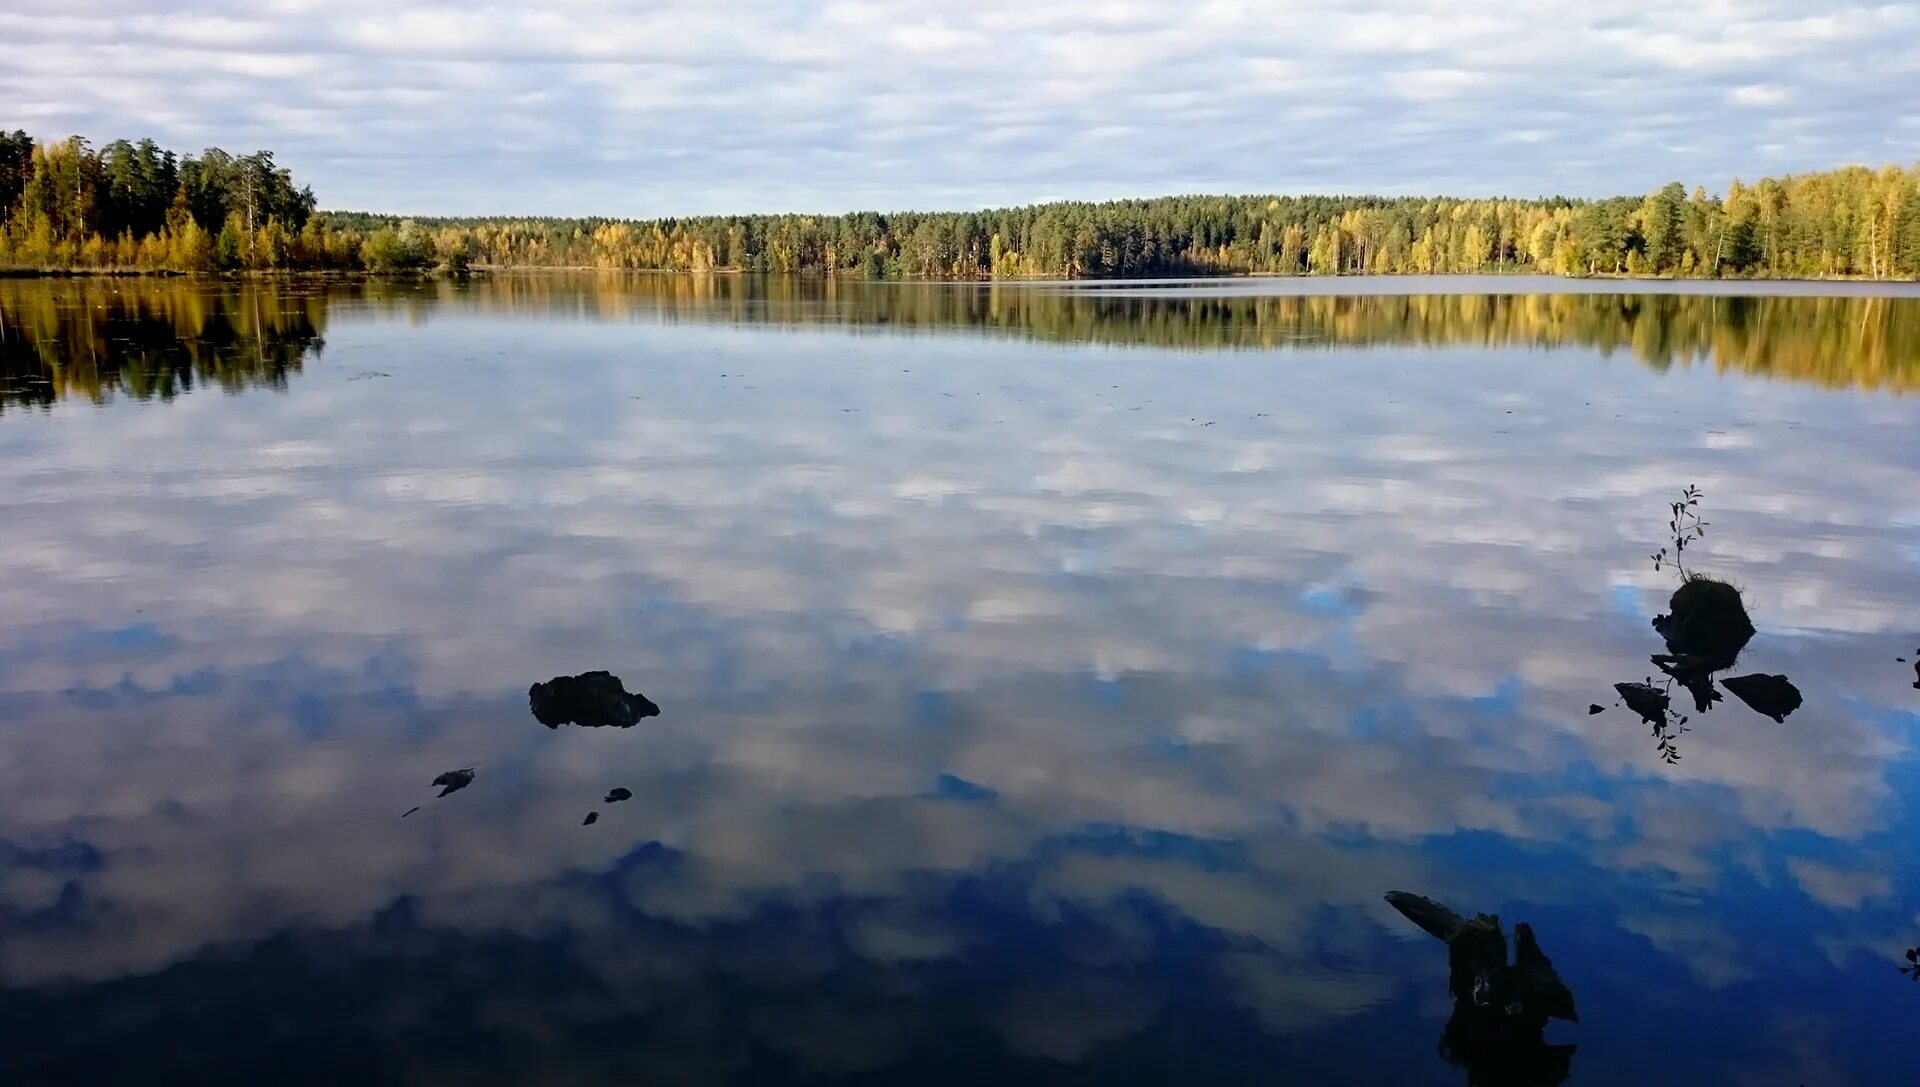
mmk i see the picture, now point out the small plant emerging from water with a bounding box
[1611,485,1797,765]
[1650,484,1707,580]
[1626,486,1715,763]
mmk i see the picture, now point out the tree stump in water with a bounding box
[1385,891,1578,1086]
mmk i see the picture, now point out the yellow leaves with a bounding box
[590,222,635,269]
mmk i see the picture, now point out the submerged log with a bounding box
[1384,891,1468,942]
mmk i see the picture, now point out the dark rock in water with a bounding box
[582,811,599,825]
[1613,683,1669,726]
[432,768,475,797]
[529,671,659,729]
[1385,891,1579,1086]
[1722,673,1802,722]
[1646,578,1753,715]
[604,787,632,803]
[1652,577,1753,666]
[1587,704,1604,715]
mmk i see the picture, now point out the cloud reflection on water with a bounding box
[1,278,1918,1083]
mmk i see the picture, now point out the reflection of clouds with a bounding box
[1788,858,1894,910]
[1219,951,1399,1033]
[0,297,1917,1074]
[1618,912,1758,989]
[846,907,964,965]
[1815,912,1920,970]
[996,971,1164,1060]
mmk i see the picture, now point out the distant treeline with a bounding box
[3,131,1919,279]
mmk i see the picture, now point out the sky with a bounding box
[2,1,1917,219]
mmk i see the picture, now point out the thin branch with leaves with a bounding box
[1637,485,1710,762]
[1650,484,1707,580]
[1648,674,1690,764]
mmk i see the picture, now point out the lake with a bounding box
[2,273,1919,1085]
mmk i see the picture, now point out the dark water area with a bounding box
[2,274,1919,1085]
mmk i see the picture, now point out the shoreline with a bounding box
[4,267,1919,298]
[4,264,1919,283]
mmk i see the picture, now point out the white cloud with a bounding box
[1730,83,1790,107]
[1385,68,1489,102]
[0,1,1913,212]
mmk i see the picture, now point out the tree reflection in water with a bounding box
[7,277,1920,413]
[0,280,326,410]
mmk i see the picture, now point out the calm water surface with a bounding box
[2,275,1919,1085]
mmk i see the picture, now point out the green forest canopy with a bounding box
[2,131,1917,279]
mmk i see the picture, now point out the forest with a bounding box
[3,131,1918,280]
